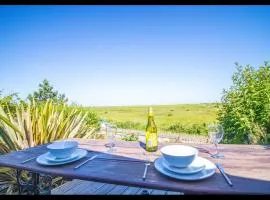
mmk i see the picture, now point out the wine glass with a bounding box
[208,124,224,158]
[105,123,117,153]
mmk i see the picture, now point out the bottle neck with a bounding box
[148,107,153,117]
[148,116,154,121]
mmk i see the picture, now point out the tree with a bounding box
[27,79,68,104]
[217,61,270,144]
[0,91,22,115]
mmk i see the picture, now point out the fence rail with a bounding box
[97,128,209,144]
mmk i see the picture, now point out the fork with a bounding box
[142,152,151,181]
[216,163,233,187]
[142,162,150,181]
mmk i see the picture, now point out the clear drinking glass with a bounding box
[208,124,224,158]
[105,123,117,153]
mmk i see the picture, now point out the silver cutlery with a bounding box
[96,157,145,163]
[142,151,151,181]
[74,155,97,170]
[20,156,37,164]
[142,162,150,181]
[193,146,215,156]
[216,163,233,187]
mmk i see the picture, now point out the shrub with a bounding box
[113,121,145,130]
[121,133,139,141]
[165,123,185,133]
[165,122,208,135]
[0,99,97,193]
[0,92,24,117]
[217,62,270,144]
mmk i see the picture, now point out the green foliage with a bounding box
[121,133,139,141]
[113,121,145,130]
[27,79,68,104]
[68,105,100,131]
[0,99,98,193]
[90,103,217,135]
[111,120,209,136]
[0,92,24,116]
[217,62,270,144]
[165,122,208,135]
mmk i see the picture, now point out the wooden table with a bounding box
[0,138,269,194]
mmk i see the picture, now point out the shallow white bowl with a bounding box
[47,140,78,159]
[160,145,198,168]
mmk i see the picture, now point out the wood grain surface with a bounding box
[0,138,269,194]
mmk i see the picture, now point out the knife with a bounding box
[20,156,37,164]
[74,155,97,170]
[216,163,233,187]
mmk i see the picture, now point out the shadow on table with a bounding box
[139,141,146,149]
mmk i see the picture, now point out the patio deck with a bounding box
[52,179,184,195]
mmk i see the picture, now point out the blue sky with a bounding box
[0,5,269,106]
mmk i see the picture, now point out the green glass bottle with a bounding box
[145,107,158,152]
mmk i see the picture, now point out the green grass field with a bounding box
[89,103,218,135]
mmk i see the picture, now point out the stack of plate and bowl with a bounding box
[37,140,87,166]
[154,145,216,181]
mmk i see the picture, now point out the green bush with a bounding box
[164,122,208,135]
[0,92,24,117]
[121,133,139,141]
[217,62,270,144]
[69,106,100,129]
[113,121,145,130]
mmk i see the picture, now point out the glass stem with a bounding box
[215,143,218,155]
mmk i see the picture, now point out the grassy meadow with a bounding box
[89,103,218,135]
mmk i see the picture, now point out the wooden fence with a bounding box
[97,128,209,144]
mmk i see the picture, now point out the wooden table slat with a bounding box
[73,181,105,195]
[121,186,141,195]
[150,189,167,195]
[107,185,129,195]
[166,191,184,195]
[53,180,85,194]
[92,183,117,194]
[1,138,270,194]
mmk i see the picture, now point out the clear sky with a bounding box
[0,5,269,106]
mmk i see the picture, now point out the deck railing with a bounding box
[96,128,209,144]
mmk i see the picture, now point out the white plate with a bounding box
[37,149,87,166]
[45,150,81,162]
[161,156,205,174]
[154,156,216,181]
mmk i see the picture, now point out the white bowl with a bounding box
[160,145,198,168]
[47,140,78,159]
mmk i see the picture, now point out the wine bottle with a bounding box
[145,107,158,152]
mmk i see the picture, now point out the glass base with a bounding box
[211,153,224,158]
[107,148,116,153]
[105,143,115,148]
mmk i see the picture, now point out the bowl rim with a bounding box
[160,144,198,157]
[47,140,78,150]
